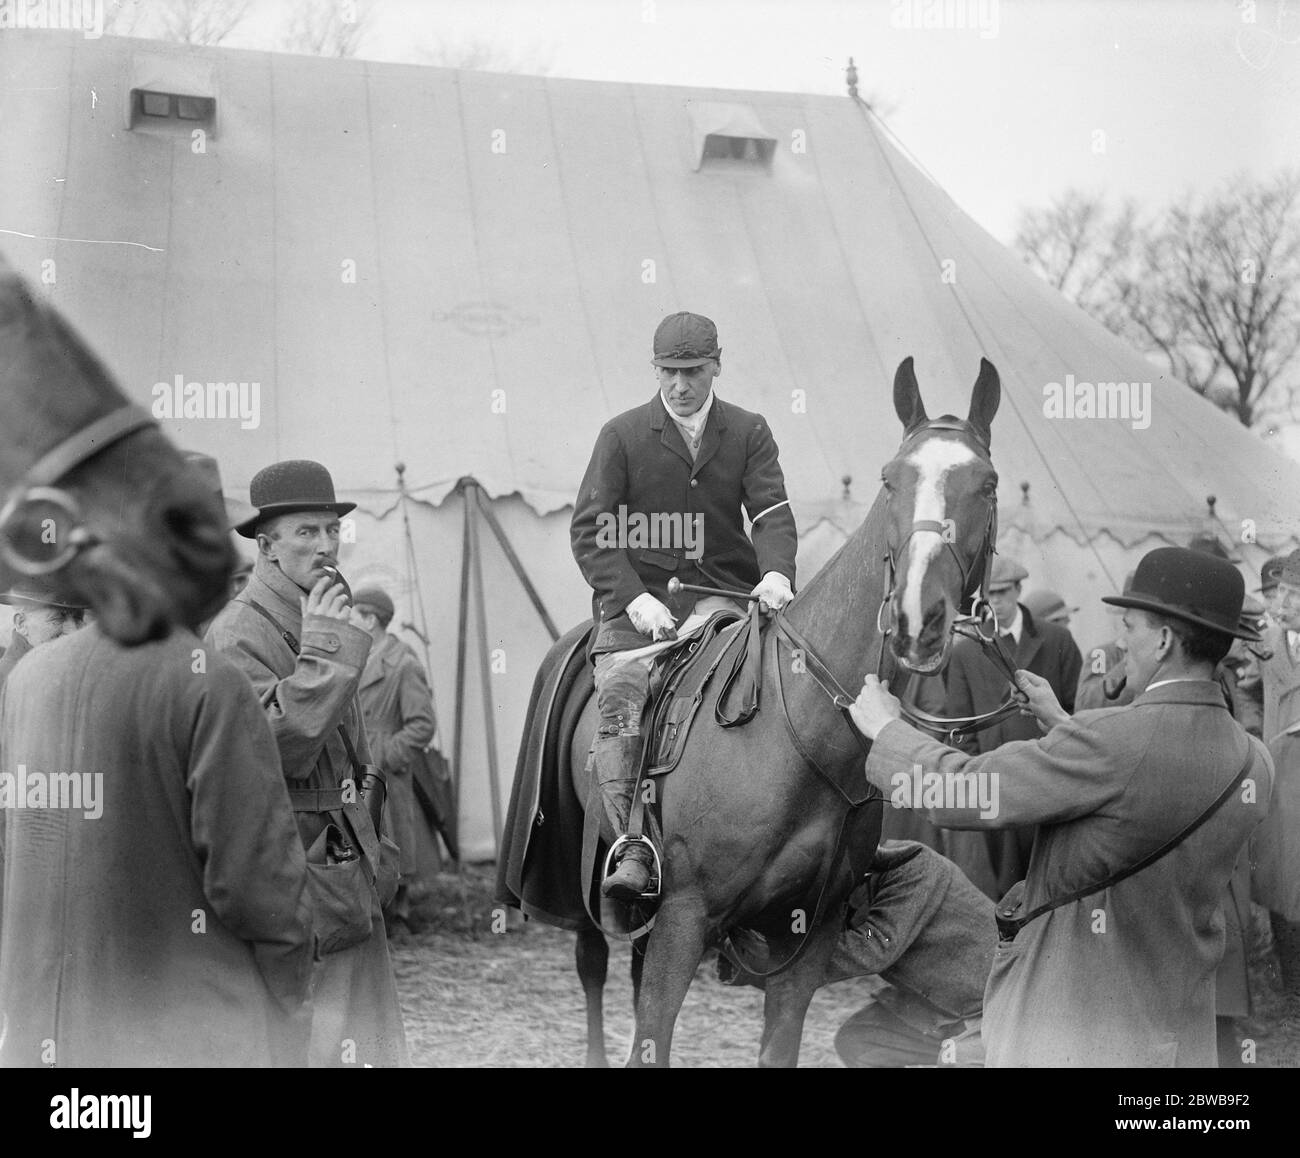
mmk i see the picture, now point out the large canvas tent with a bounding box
[3,30,1298,858]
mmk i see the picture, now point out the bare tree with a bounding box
[278,0,373,58]
[154,0,251,45]
[1014,173,1300,428]
[409,38,555,76]
[1014,190,1139,327]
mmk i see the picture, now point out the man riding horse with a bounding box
[570,311,798,900]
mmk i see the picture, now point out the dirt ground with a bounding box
[390,865,1300,1069]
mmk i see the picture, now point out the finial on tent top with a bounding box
[846,58,858,99]
[1020,480,1030,505]
[842,473,852,499]
[1206,494,1217,517]
[395,462,406,478]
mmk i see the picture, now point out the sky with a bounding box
[217,0,1300,243]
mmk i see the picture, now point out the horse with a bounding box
[0,270,235,642]
[568,356,1002,1066]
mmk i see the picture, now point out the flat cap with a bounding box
[987,556,1028,589]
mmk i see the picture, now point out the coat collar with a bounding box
[243,556,307,636]
[1130,679,1230,710]
[648,392,728,476]
[360,631,402,688]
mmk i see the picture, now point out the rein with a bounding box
[0,403,155,576]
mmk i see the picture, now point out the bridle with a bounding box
[0,403,156,576]
[775,417,1023,748]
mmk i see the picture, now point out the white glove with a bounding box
[751,571,793,613]
[627,592,678,640]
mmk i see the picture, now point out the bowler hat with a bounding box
[234,460,355,539]
[1102,547,1258,641]
[183,450,259,532]
[352,586,395,622]
[652,312,721,368]
[987,556,1028,590]
[0,577,89,611]
[1188,533,1241,564]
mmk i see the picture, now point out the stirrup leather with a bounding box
[602,835,662,900]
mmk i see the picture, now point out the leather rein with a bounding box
[0,403,156,576]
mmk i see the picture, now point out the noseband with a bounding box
[0,404,156,576]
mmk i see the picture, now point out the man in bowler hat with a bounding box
[206,460,408,1066]
[851,547,1273,1066]
[0,578,88,692]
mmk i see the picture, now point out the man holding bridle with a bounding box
[851,547,1273,1066]
[571,311,798,900]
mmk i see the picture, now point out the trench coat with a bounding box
[207,557,408,1067]
[357,632,436,877]
[0,625,314,1066]
[864,681,1273,1067]
[571,392,798,655]
[1255,623,1300,919]
[0,629,30,693]
[943,606,1083,897]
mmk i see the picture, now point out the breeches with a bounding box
[592,595,742,737]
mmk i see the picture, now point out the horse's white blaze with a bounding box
[900,439,977,639]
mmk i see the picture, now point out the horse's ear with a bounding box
[893,357,927,432]
[967,358,1000,444]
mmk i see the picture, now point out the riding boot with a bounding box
[593,732,654,901]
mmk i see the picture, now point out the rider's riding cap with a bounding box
[652,312,721,368]
[1102,546,1258,641]
[235,459,356,539]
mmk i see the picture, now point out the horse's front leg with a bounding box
[575,925,611,1068]
[626,894,708,1068]
[757,916,840,1068]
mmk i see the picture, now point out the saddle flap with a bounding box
[645,612,750,777]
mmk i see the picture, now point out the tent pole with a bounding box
[473,490,561,642]
[466,481,504,855]
[448,481,473,919]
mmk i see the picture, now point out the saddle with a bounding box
[643,605,761,777]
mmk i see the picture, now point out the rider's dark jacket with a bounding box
[571,392,797,655]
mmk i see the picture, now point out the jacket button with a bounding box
[323,635,340,652]
[689,479,698,488]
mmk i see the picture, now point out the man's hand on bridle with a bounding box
[1013,670,1070,733]
[850,675,902,741]
[302,575,351,623]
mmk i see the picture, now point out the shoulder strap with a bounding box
[1004,737,1257,935]
[245,598,364,779]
